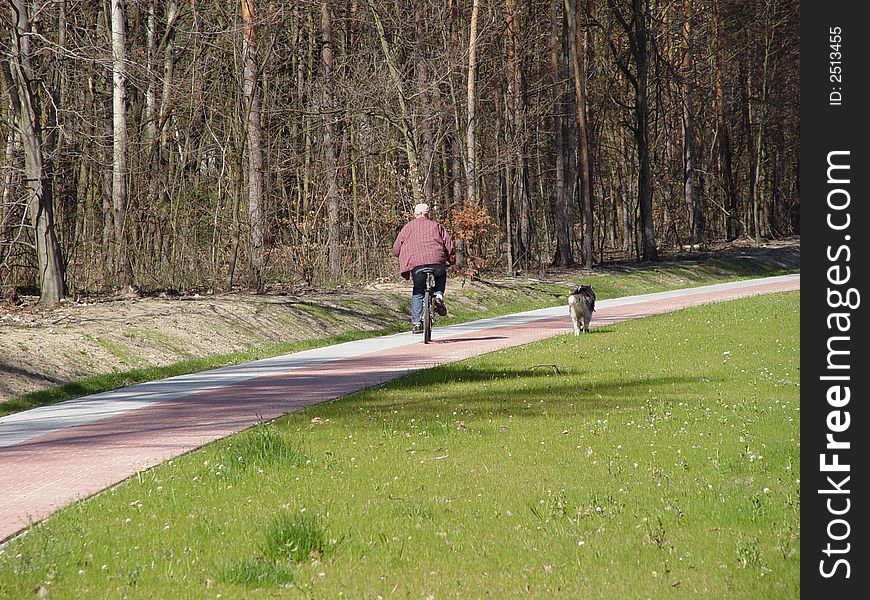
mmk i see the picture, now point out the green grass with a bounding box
[1,255,796,417]
[94,337,146,368]
[0,291,799,598]
[259,511,331,563]
[440,254,795,327]
[122,329,193,358]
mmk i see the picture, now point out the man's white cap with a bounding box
[414,203,430,216]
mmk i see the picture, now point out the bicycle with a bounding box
[418,267,436,344]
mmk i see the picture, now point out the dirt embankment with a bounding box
[1,284,398,402]
[0,239,799,403]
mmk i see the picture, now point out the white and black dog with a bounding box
[567,284,596,335]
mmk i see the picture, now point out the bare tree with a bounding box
[465,0,481,207]
[565,0,594,267]
[749,0,777,241]
[112,0,134,287]
[0,0,800,294]
[2,0,66,304]
[607,0,658,261]
[321,1,342,278]
[242,0,266,291]
[712,0,737,240]
[681,0,702,247]
[548,0,573,267]
[505,0,532,268]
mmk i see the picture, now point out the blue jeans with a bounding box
[410,264,447,324]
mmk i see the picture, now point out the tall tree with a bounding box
[749,0,777,241]
[112,0,134,286]
[159,0,178,159]
[2,0,66,304]
[321,1,342,277]
[505,0,533,267]
[565,0,594,267]
[144,0,159,146]
[242,0,266,291]
[712,0,737,240]
[548,0,573,267]
[447,0,464,213]
[681,0,702,247]
[607,0,658,261]
[465,0,481,207]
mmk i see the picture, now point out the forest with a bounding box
[1,0,799,305]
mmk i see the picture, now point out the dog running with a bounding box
[567,284,596,335]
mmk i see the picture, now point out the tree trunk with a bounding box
[609,0,657,261]
[321,1,342,278]
[548,0,573,267]
[301,7,315,215]
[448,0,464,213]
[712,0,737,240]
[632,0,656,261]
[549,0,574,267]
[446,0,467,267]
[619,128,633,258]
[112,0,134,287]
[100,66,115,279]
[506,0,533,268]
[3,0,66,304]
[242,0,266,291]
[740,61,759,242]
[160,0,179,159]
[751,0,776,242]
[414,4,435,204]
[145,1,158,145]
[144,0,160,252]
[226,112,246,290]
[681,0,702,247]
[564,0,595,267]
[465,0,481,206]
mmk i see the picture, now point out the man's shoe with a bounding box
[412,322,423,334]
[433,295,447,316]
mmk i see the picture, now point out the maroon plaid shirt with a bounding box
[392,217,456,279]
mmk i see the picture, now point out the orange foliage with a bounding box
[449,202,497,280]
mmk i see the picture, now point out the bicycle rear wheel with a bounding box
[422,290,432,343]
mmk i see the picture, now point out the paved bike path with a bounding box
[0,274,799,541]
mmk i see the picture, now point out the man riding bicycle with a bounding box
[392,203,456,333]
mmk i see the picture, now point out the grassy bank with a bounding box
[2,253,796,418]
[0,291,800,598]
